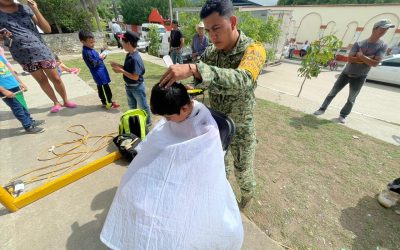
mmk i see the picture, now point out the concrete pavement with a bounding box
[256,61,400,145]
[0,50,283,250]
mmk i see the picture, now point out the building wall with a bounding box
[42,32,107,55]
[241,4,400,50]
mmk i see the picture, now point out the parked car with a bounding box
[140,23,166,42]
[366,54,400,86]
[137,37,149,53]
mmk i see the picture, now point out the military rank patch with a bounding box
[238,43,267,82]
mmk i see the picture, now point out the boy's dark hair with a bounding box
[200,0,234,19]
[78,30,94,41]
[150,82,190,116]
[120,31,139,48]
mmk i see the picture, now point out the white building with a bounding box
[242,4,400,50]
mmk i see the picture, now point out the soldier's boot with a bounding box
[378,189,400,208]
[239,195,253,210]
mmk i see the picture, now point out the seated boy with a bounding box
[101,83,243,249]
[0,49,45,134]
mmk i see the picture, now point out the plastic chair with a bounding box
[208,108,236,152]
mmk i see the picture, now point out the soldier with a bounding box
[160,0,266,208]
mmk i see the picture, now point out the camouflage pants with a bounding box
[225,119,257,199]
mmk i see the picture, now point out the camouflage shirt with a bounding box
[194,31,266,126]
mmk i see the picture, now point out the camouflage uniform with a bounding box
[194,31,266,200]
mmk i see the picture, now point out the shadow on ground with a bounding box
[340,195,400,250]
[66,187,117,250]
[289,114,331,130]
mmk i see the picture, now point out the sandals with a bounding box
[50,101,77,113]
[64,101,77,108]
[50,104,62,113]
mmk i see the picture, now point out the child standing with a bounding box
[54,54,80,75]
[110,31,151,126]
[0,47,45,134]
[78,30,119,109]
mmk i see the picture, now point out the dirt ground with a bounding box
[243,100,400,250]
[66,55,400,250]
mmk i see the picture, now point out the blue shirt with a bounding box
[0,5,54,64]
[82,46,111,85]
[191,34,209,55]
[123,51,145,86]
[0,55,19,90]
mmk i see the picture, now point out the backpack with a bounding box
[118,109,148,139]
[115,109,148,161]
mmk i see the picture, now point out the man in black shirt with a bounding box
[169,20,184,64]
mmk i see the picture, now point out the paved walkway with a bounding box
[257,59,400,145]
[0,49,283,250]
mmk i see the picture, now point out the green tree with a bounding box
[37,0,91,33]
[97,0,114,21]
[236,12,281,62]
[179,12,201,47]
[297,35,343,97]
[81,0,103,32]
[148,25,162,56]
[120,0,202,25]
[236,12,280,43]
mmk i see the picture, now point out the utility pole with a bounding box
[168,0,173,21]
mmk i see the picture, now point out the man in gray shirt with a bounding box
[314,19,395,123]
[111,19,123,49]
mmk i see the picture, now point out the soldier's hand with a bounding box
[160,64,193,88]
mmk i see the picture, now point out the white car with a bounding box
[140,23,166,41]
[366,54,400,86]
[137,38,149,53]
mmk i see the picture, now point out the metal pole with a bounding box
[168,0,173,21]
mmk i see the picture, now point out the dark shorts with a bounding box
[21,59,57,73]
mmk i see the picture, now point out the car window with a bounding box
[159,28,166,33]
[381,58,400,67]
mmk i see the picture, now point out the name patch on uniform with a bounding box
[238,43,267,82]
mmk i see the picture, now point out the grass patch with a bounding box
[66,55,400,250]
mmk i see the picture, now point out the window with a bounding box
[381,58,400,67]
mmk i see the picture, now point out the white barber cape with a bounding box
[100,101,243,250]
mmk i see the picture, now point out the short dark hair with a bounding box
[120,31,140,48]
[150,82,190,116]
[78,30,94,41]
[200,0,234,19]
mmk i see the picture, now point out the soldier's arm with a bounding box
[194,43,266,94]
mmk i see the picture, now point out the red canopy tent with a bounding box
[148,9,164,24]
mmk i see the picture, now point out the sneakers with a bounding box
[25,125,45,134]
[111,102,120,109]
[32,120,45,126]
[313,109,325,115]
[338,116,346,124]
